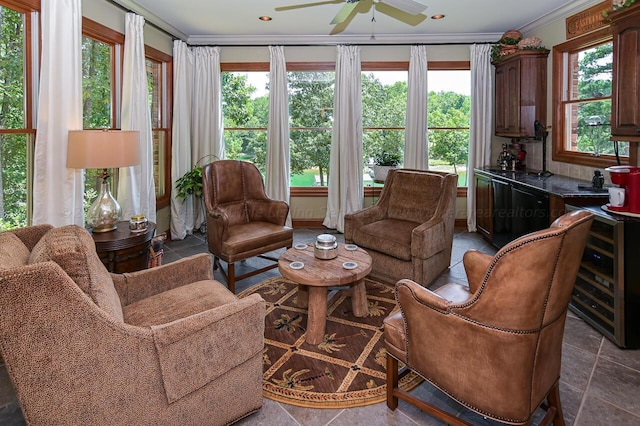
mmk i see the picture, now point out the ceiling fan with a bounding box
[275,0,428,29]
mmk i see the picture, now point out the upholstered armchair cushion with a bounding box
[0,233,30,270]
[0,225,266,425]
[345,169,457,285]
[28,225,124,321]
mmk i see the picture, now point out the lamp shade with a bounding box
[67,130,140,169]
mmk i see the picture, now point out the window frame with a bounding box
[145,46,172,209]
[552,27,638,167]
[221,61,470,198]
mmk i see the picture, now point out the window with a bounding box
[82,19,123,207]
[146,47,172,208]
[553,29,636,166]
[0,1,37,229]
[222,61,471,192]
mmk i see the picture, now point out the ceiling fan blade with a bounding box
[375,1,427,26]
[380,0,427,15]
[275,0,344,12]
[330,1,360,25]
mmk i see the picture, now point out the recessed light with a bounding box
[431,14,445,20]
[259,16,272,21]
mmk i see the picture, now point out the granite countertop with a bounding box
[475,166,609,199]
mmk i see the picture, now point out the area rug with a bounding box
[238,276,423,409]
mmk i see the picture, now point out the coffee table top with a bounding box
[278,243,372,286]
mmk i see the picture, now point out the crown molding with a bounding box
[109,0,188,40]
[186,32,503,46]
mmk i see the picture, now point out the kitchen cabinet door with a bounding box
[475,173,493,241]
[610,3,640,142]
[493,50,549,138]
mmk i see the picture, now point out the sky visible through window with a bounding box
[244,70,470,98]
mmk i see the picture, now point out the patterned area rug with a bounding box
[238,276,422,409]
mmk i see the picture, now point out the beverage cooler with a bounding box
[566,205,640,348]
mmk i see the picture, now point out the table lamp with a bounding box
[67,129,140,232]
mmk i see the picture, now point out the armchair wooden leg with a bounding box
[539,382,565,426]
[386,353,399,410]
[228,262,236,294]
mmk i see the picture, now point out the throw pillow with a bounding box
[0,232,30,270]
[29,225,124,321]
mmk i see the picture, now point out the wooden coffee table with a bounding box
[278,243,372,345]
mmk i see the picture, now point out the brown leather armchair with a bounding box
[202,160,293,293]
[344,169,457,286]
[384,210,595,425]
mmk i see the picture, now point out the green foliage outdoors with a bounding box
[0,6,27,229]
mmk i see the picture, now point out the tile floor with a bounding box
[1,228,639,425]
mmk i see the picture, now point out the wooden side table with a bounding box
[278,244,372,345]
[92,221,156,273]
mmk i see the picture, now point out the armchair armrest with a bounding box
[248,199,290,226]
[344,205,386,241]
[151,293,266,403]
[206,207,229,241]
[463,250,492,293]
[112,254,213,306]
[395,279,449,312]
[411,218,446,259]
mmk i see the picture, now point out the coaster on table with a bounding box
[343,261,358,270]
[294,243,308,250]
[345,244,358,251]
[290,261,304,270]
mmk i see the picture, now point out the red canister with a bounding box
[627,171,640,214]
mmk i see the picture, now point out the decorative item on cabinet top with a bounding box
[491,30,547,64]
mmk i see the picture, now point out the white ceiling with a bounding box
[112,0,601,45]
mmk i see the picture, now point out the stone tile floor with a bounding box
[1,228,638,425]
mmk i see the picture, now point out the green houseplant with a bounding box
[372,151,402,182]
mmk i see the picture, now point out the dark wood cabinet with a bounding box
[610,3,640,142]
[475,173,493,241]
[493,50,549,138]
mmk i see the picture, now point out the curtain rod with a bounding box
[106,0,179,40]
[186,41,496,48]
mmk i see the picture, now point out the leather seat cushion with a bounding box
[350,218,418,261]
[222,222,293,256]
[123,279,237,326]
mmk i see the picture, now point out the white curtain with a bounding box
[33,0,84,227]
[266,46,291,226]
[170,42,224,239]
[192,46,223,227]
[404,45,428,170]
[323,45,363,233]
[467,44,494,231]
[118,13,156,223]
[170,41,194,240]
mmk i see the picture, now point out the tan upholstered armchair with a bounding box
[0,224,265,425]
[344,169,457,286]
[384,210,595,425]
[202,160,293,293]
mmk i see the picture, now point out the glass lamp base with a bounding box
[87,179,121,233]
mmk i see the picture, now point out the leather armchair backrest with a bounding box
[203,160,269,225]
[453,210,594,331]
[385,170,452,224]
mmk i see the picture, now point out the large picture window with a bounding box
[221,61,471,192]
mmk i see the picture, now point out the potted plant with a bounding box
[175,155,218,232]
[372,151,402,182]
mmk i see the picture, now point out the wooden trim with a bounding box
[221,62,269,71]
[0,0,39,11]
[145,45,172,63]
[291,219,326,229]
[82,18,125,45]
[291,187,328,197]
[221,61,469,72]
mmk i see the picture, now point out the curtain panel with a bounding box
[170,42,223,239]
[33,0,84,227]
[323,45,363,233]
[266,45,292,227]
[467,44,494,231]
[118,13,156,223]
[404,45,429,170]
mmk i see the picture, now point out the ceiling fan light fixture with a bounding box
[259,15,273,21]
[431,14,445,20]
